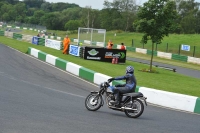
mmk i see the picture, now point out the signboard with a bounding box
[69,45,80,56]
[84,47,126,63]
[45,39,61,50]
[181,44,190,51]
[32,36,39,45]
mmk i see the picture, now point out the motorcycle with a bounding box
[85,81,147,118]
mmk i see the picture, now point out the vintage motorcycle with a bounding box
[85,81,147,118]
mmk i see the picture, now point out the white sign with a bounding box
[181,44,190,51]
[45,39,61,50]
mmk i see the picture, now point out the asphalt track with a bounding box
[0,44,200,133]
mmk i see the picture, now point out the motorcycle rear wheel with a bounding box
[85,93,102,111]
[124,99,144,118]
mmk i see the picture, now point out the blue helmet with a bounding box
[126,66,134,74]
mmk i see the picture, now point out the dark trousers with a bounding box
[113,86,133,102]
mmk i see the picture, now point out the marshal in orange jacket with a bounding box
[62,35,70,54]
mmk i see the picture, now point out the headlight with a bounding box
[99,82,104,88]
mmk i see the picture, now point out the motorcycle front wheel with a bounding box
[85,93,102,111]
[124,98,144,118]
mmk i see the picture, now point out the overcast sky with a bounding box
[45,0,200,9]
[45,0,147,9]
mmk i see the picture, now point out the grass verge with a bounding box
[0,36,200,97]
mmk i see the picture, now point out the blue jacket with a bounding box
[114,73,137,90]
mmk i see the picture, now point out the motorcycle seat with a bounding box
[122,92,143,97]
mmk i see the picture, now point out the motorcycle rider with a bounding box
[108,66,137,105]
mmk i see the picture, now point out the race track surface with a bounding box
[0,44,200,133]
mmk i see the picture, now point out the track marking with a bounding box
[0,72,85,98]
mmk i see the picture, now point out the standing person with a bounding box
[62,35,70,54]
[107,39,113,49]
[120,43,126,50]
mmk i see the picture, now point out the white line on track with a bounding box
[0,72,85,98]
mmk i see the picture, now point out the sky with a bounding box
[45,0,200,10]
[46,0,147,9]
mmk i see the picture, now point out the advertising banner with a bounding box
[32,36,39,45]
[69,45,80,56]
[45,39,61,50]
[181,44,190,51]
[84,47,126,63]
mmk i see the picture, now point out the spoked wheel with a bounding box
[85,93,102,111]
[124,98,144,118]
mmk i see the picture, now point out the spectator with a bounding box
[120,43,126,50]
[107,39,113,49]
[62,35,70,54]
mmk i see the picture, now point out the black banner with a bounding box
[83,47,126,63]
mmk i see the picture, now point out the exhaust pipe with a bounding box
[121,107,137,111]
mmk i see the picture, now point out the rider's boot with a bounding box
[110,93,119,105]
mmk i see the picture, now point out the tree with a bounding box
[41,2,52,12]
[64,20,81,30]
[14,3,27,22]
[115,0,138,31]
[176,0,200,33]
[134,0,177,71]
[30,10,45,24]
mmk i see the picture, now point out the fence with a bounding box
[1,21,46,30]
[132,41,200,58]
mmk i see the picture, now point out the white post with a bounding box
[91,28,93,46]
[78,27,80,46]
[104,29,106,48]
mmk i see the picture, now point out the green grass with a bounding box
[12,29,200,57]
[0,36,200,97]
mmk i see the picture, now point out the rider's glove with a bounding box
[108,78,115,83]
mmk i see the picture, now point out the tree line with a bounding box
[0,0,200,34]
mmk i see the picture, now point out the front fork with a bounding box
[90,91,104,106]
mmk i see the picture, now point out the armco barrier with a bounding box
[13,33,22,40]
[27,47,200,114]
[138,87,197,112]
[22,34,32,43]
[136,48,147,54]
[187,56,200,65]
[194,98,200,113]
[38,38,45,46]
[0,30,4,36]
[4,31,13,38]
[147,49,157,56]
[172,54,188,62]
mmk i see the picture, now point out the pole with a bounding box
[104,29,106,48]
[91,28,93,46]
[78,27,80,46]
[166,43,168,52]
[132,39,134,47]
[193,46,196,57]
[178,44,181,55]
[156,43,158,51]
